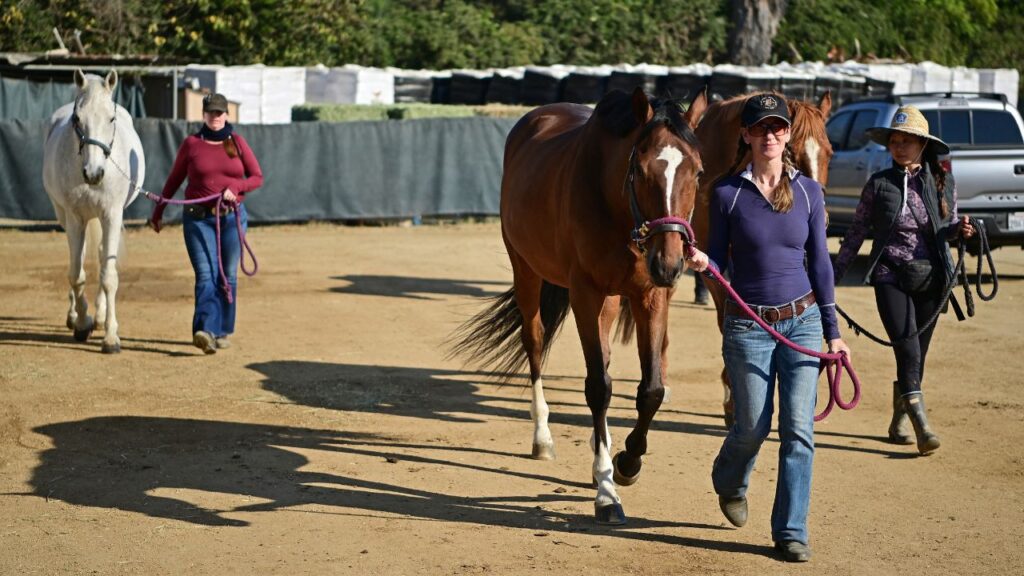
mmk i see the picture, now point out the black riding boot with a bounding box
[888,381,913,445]
[902,391,940,455]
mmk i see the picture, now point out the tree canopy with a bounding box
[0,0,1019,75]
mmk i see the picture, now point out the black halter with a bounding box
[71,96,117,158]
[625,146,694,254]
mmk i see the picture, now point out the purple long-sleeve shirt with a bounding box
[707,168,840,340]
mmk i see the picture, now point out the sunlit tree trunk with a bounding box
[728,0,787,65]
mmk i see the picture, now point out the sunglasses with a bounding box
[747,121,790,138]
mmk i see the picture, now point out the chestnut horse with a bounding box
[691,91,834,423]
[450,87,707,525]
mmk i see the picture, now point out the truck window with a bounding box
[939,110,970,144]
[826,111,853,151]
[846,110,878,150]
[972,110,1024,145]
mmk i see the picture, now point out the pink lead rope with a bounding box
[636,217,861,422]
[145,191,258,304]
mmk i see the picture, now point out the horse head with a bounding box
[627,87,707,287]
[788,91,833,186]
[72,69,119,186]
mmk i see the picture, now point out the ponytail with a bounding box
[224,135,238,159]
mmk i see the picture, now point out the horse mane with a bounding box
[788,98,829,152]
[594,90,699,148]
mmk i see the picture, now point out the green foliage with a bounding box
[776,0,998,65]
[0,0,1019,84]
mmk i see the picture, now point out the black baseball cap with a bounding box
[203,93,229,113]
[741,93,790,127]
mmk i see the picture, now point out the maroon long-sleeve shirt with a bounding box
[151,133,263,222]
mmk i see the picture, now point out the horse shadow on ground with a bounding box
[328,275,506,300]
[26,416,774,558]
[247,360,727,440]
[248,360,912,459]
[0,316,194,357]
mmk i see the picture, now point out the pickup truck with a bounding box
[824,92,1024,249]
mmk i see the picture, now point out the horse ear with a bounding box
[683,86,708,130]
[74,69,87,90]
[104,70,118,93]
[818,90,833,118]
[631,86,653,124]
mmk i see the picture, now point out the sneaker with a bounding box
[774,540,812,562]
[718,495,747,527]
[215,337,231,349]
[192,331,216,355]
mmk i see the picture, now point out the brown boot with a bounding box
[888,381,913,445]
[902,391,940,455]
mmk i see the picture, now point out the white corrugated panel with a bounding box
[185,64,265,123]
[261,66,306,123]
[911,62,953,93]
[306,65,394,105]
[979,68,1020,107]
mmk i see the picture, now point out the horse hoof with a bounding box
[612,452,641,486]
[531,443,555,460]
[66,317,76,331]
[73,328,93,342]
[594,502,627,526]
[101,342,121,354]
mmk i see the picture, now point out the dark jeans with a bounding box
[182,204,246,338]
[873,281,943,394]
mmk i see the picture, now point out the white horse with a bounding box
[42,69,145,353]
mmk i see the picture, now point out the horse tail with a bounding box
[614,297,635,344]
[447,281,570,383]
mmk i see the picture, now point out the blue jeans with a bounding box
[182,204,246,338]
[712,303,823,545]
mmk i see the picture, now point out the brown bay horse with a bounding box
[691,91,834,424]
[450,87,707,525]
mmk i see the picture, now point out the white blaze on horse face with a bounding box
[803,137,821,182]
[656,145,684,213]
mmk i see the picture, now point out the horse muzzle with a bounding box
[647,248,684,287]
[82,166,105,186]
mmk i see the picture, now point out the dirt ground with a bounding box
[0,221,1022,575]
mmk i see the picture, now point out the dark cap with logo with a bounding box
[203,93,229,113]
[741,93,791,127]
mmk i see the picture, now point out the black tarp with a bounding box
[1,74,147,121]
[0,117,516,222]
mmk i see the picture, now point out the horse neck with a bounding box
[578,121,636,222]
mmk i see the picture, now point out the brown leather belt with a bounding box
[183,204,234,219]
[725,292,816,324]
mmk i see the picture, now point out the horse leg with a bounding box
[572,285,624,525]
[705,274,734,427]
[64,216,94,341]
[98,214,122,353]
[89,218,107,331]
[612,289,669,486]
[510,260,554,460]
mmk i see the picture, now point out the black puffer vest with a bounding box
[861,162,957,286]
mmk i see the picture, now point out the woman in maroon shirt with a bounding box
[149,93,263,354]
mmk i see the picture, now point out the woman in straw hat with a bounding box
[832,105,975,456]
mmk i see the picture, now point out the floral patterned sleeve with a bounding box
[832,180,875,283]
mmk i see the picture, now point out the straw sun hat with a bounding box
[865,105,950,155]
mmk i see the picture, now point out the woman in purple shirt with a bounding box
[833,106,974,455]
[686,94,849,562]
